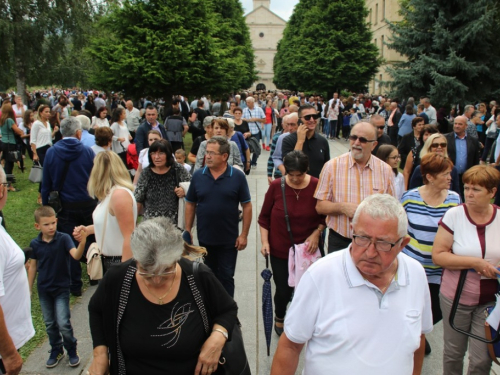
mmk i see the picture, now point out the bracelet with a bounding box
[212,328,228,340]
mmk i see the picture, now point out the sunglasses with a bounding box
[302,113,320,121]
[430,143,447,148]
[349,135,376,144]
[376,126,385,130]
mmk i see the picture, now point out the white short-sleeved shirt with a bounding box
[0,221,35,356]
[284,248,432,375]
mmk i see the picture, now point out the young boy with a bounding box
[175,148,191,173]
[28,206,87,368]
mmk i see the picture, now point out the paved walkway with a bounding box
[20,137,500,374]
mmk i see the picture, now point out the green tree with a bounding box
[386,0,500,105]
[273,0,381,94]
[0,0,96,97]
[87,0,256,99]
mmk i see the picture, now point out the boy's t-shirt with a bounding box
[30,231,75,293]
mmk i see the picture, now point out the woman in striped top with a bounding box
[400,153,461,353]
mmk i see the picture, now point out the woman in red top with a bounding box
[262,99,275,151]
[258,150,326,336]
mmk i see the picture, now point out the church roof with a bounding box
[245,5,287,25]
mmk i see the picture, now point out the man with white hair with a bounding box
[271,194,431,375]
[42,117,96,296]
[125,100,141,140]
[76,115,95,148]
[0,166,35,375]
[242,97,265,168]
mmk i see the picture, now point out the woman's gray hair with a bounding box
[131,217,183,272]
[60,117,82,137]
[352,194,408,238]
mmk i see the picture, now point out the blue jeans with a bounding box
[201,243,238,298]
[263,123,272,146]
[38,289,77,350]
[323,119,330,137]
[57,203,96,292]
[329,120,338,138]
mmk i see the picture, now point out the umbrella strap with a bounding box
[281,177,295,252]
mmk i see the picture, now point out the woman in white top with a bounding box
[376,144,405,200]
[133,129,161,185]
[91,106,110,129]
[73,151,137,273]
[30,105,59,204]
[110,107,132,158]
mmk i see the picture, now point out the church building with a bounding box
[245,0,286,91]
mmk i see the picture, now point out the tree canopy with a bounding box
[0,0,98,95]
[386,0,500,105]
[87,0,256,99]
[273,0,381,94]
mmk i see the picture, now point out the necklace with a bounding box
[141,267,177,305]
[379,262,398,294]
[291,188,302,201]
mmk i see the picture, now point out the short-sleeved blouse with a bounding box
[439,204,500,306]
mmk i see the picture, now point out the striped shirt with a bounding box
[314,152,396,238]
[401,188,461,284]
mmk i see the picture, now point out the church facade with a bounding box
[245,0,286,91]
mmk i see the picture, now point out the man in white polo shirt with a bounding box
[271,194,432,375]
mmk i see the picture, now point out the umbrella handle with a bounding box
[265,254,269,269]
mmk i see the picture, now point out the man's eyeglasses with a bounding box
[376,126,385,130]
[206,151,222,156]
[287,123,298,127]
[430,143,447,149]
[349,135,376,144]
[301,114,320,121]
[352,234,403,252]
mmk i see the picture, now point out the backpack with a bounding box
[164,116,184,143]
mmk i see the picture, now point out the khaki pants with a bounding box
[440,293,493,374]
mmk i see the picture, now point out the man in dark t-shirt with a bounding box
[189,100,208,140]
[187,116,214,165]
[370,114,391,155]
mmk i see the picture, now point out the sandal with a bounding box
[274,317,284,336]
[37,196,42,205]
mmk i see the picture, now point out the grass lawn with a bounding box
[5,132,195,359]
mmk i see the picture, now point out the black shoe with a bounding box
[46,346,64,368]
[71,289,82,297]
[274,317,284,336]
[425,338,431,355]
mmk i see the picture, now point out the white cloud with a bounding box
[241,0,298,21]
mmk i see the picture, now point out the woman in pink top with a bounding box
[262,99,275,151]
[433,165,500,374]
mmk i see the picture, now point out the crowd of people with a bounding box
[0,88,500,375]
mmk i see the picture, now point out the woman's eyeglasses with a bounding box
[150,151,166,157]
[388,155,401,160]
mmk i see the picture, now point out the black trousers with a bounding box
[270,255,294,319]
[328,229,352,253]
[429,282,442,325]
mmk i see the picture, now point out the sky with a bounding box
[241,0,299,21]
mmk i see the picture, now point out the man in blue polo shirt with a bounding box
[185,136,252,297]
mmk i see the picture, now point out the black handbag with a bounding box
[7,150,20,163]
[48,161,70,214]
[188,262,251,375]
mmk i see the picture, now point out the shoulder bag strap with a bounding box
[116,263,137,375]
[281,177,295,250]
[186,261,211,336]
[99,192,111,250]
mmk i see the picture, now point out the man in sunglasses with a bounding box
[315,122,396,253]
[281,104,330,178]
[370,114,391,155]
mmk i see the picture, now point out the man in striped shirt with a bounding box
[315,122,396,253]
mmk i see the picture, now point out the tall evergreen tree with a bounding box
[87,0,256,99]
[0,0,96,97]
[273,0,380,94]
[386,0,500,105]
